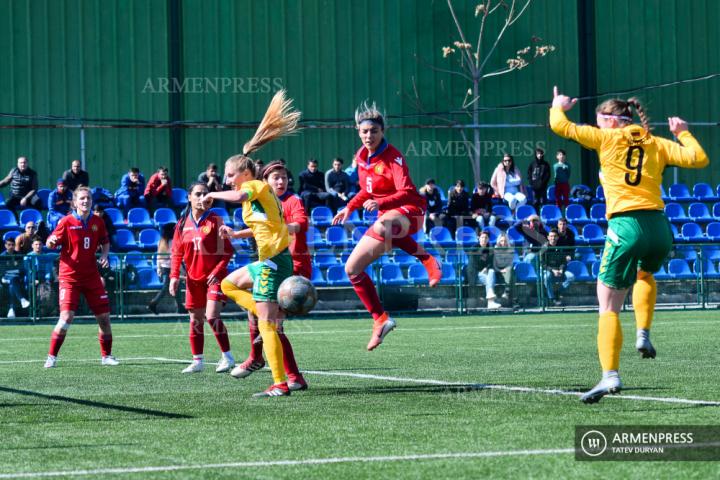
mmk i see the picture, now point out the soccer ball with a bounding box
[277,275,318,315]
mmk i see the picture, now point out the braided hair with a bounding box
[596,97,650,131]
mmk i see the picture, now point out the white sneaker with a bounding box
[215,355,235,373]
[44,355,57,368]
[20,298,30,309]
[487,300,502,309]
[182,360,204,374]
[635,337,657,359]
[581,375,623,404]
[7,308,15,319]
[101,355,120,366]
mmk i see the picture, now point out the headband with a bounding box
[358,118,384,129]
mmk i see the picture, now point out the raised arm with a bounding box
[549,86,605,151]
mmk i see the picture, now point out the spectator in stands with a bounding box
[144,166,173,213]
[148,222,184,315]
[527,148,551,211]
[344,156,359,196]
[553,149,571,210]
[0,156,42,211]
[25,236,57,288]
[325,157,352,213]
[15,221,36,254]
[493,233,517,308]
[517,213,547,263]
[419,178,445,233]
[93,205,117,250]
[115,167,146,212]
[542,228,575,306]
[466,231,502,309]
[491,154,527,214]
[1,237,30,318]
[198,163,223,193]
[445,179,472,235]
[61,159,89,191]
[471,181,496,229]
[556,217,576,262]
[298,158,332,213]
[34,220,50,244]
[48,179,73,226]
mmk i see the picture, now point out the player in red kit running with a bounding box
[332,102,441,351]
[227,160,308,389]
[169,182,236,374]
[44,187,117,368]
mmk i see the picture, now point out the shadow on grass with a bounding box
[0,386,193,419]
[311,384,487,396]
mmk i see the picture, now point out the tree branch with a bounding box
[415,53,473,82]
[446,0,478,76]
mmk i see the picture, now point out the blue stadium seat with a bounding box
[310,265,327,286]
[3,230,20,242]
[429,226,454,248]
[546,184,556,203]
[325,225,349,249]
[306,226,328,250]
[482,226,501,244]
[667,258,694,279]
[713,202,720,220]
[135,268,164,289]
[514,262,537,282]
[311,206,333,227]
[681,222,706,243]
[663,203,689,224]
[19,209,43,226]
[314,252,338,268]
[363,209,378,225]
[351,226,368,245]
[660,184,670,202]
[653,263,671,280]
[172,188,188,209]
[540,205,562,225]
[507,226,524,246]
[581,224,605,245]
[393,250,418,267]
[153,207,177,227]
[591,260,600,279]
[565,204,590,226]
[445,250,468,267]
[125,250,151,268]
[702,245,720,263]
[0,192,5,207]
[138,229,160,251]
[675,245,698,262]
[234,252,252,268]
[706,222,720,242]
[0,210,19,232]
[575,246,597,264]
[411,229,430,247]
[595,185,605,202]
[209,207,233,227]
[407,263,429,285]
[325,264,350,286]
[439,262,456,285]
[688,203,713,224]
[105,207,126,228]
[37,189,51,210]
[47,211,65,230]
[671,223,682,243]
[343,209,362,226]
[455,226,478,248]
[115,229,138,251]
[694,259,720,279]
[380,264,406,286]
[589,203,607,226]
[127,208,154,229]
[693,183,719,202]
[232,209,247,229]
[514,204,536,222]
[669,183,693,202]
[570,184,593,204]
[491,204,513,226]
[566,260,592,281]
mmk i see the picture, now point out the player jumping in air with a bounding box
[332,101,441,351]
[44,187,118,368]
[550,86,708,403]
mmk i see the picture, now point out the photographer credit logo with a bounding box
[580,430,607,457]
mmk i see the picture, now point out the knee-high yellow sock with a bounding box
[597,311,623,372]
[632,271,656,331]
[221,279,257,316]
[258,319,286,385]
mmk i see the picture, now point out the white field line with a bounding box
[0,448,576,479]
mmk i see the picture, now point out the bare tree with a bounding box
[410,0,555,184]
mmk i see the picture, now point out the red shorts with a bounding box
[364,205,425,239]
[185,278,226,310]
[293,257,312,280]
[59,276,110,315]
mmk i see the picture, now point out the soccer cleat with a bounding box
[636,337,657,359]
[7,308,15,319]
[580,376,623,404]
[215,355,235,373]
[421,256,442,288]
[288,378,308,391]
[230,358,265,379]
[101,355,120,366]
[252,383,291,398]
[367,314,396,351]
[487,300,502,310]
[44,355,57,368]
[182,360,204,374]
[20,298,30,309]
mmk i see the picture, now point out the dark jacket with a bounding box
[556,228,576,258]
[466,246,493,286]
[298,169,326,194]
[527,159,551,191]
[446,189,470,217]
[542,244,568,272]
[62,169,90,191]
[325,169,351,195]
[471,190,493,215]
[1,167,38,200]
[419,186,443,214]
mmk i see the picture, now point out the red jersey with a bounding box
[170,211,233,282]
[144,172,173,198]
[346,141,426,214]
[50,212,109,282]
[279,191,311,278]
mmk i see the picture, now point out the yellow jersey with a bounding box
[549,108,708,218]
[239,180,289,260]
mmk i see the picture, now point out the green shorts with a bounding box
[247,249,293,302]
[598,210,673,289]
